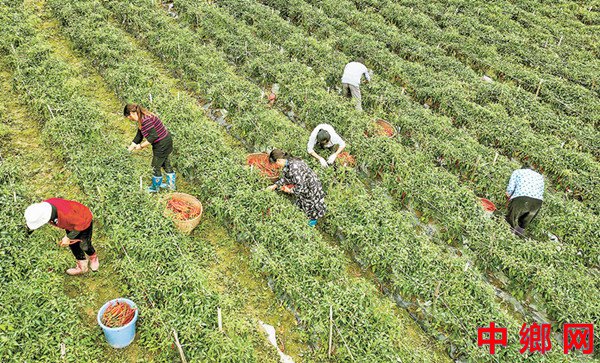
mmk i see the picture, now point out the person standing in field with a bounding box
[505,164,545,236]
[266,149,326,227]
[341,58,371,111]
[25,198,98,275]
[307,124,347,168]
[124,104,176,193]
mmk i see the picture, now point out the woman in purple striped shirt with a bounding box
[124,104,176,192]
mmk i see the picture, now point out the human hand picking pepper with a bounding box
[59,236,82,247]
[59,236,72,247]
[327,154,338,165]
[319,158,328,168]
[280,185,294,194]
[127,142,141,152]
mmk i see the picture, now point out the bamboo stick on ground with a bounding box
[172,329,188,363]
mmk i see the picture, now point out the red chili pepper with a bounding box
[167,198,201,220]
[102,302,136,327]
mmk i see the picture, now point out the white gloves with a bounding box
[128,143,142,152]
[327,154,337,165]
[319,158,329,168]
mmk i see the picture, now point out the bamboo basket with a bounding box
[375,119,397,138]
[164,193,203,234]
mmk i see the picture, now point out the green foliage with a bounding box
[0,3,274,361]
[91,0,596,360]
[202,0,600,265]
[41,0,452,361]
[2,0,598,360]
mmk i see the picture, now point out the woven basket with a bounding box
[164,193,203,235]
[375,119,397,138]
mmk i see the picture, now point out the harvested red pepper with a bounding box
[337,152,356,167]
[102,301,136,328]
[375,120,396,137]
[247,154,281,179]
[167,198,202,220]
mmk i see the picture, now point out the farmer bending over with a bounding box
[124,104,176,192]
[506,164,544,237]
[25,198,98,275]
[341,58,371,111]
[266,149,326,227]
[307,124,346,168]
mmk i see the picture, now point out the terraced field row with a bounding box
[2,0,597,360]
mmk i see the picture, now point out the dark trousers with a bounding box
[151,134,174,177]
[67,222,95,260]
[506,196,543,229]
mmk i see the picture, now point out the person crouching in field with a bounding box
[266,149,326,227]
[124,104,176,193]
[25,198,98,275]
[506,164,545,237]
[307,123,347,168]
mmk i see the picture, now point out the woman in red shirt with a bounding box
[124,104,176,192]
[25,198,98,275]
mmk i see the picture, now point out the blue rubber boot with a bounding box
[148,176,162,193]
[160,175,167,189]
[308,219,318,227]
[166,172,176,191]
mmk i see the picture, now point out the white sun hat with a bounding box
[24,202,52,230]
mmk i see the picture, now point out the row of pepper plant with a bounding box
[0,121,105,360]
[162,0,600,346]
[379,0,600,123]
[44,1,451,361]
[169,3,600,288]
[201,0,600,267]
[258,0,600,211]
[89,0,577,360]
[420,0,599,91]
[97,0,599,358]
[411,0,600,90]
[303,0,600,159]
[48,0,509,359]
[0,3,279,361]
[507,0,599,32]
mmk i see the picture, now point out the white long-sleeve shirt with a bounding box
[341,62,371,88]
[307,124,346,153]
[506,168,545,201]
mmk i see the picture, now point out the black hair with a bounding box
[316,129,331,145]
[268,149,302,163]
[269,149,288,163]
[123,104,154,129]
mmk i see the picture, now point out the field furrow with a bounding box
[257,0,600,211]
[42,0,458,360]
[196,0,600,267]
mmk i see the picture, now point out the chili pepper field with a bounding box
[0,0,598,362]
